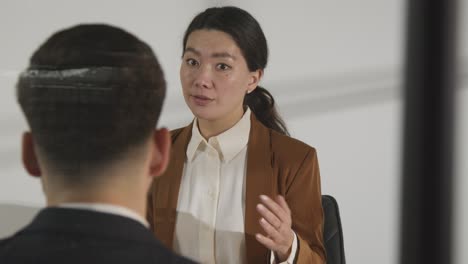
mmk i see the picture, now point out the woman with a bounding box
[147,6,325,264]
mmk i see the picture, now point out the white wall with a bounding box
[216,1,405,263]
[0,0,208,205]
[0,1,467,264]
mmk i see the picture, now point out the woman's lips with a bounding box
[191,95,214,106]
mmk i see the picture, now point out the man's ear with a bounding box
[149,128,171,178]
[247,69,263,93]
[22,132,41,177]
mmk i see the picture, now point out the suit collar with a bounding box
[20,207,158,244]
[58,202,148,228]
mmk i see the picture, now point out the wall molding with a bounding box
[1,63,467,168]
[161,60,468,126]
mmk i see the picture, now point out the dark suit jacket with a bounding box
[0,207,196,264]
[147,114,326,264]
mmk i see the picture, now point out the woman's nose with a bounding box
[193,66,213,89]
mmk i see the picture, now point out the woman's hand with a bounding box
[255,195,295,262]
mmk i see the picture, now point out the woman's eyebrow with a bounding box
[184,47,201,56]
[184,47,236,60]
[211,52,236,60]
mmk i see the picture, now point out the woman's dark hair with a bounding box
[182,6,289,135]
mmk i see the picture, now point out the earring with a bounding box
[247,90,251,94]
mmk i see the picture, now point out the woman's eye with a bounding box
[216,63,231,71]
[186,58,198,66]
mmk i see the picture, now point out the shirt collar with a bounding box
[58,202,149,228]
[186,108,251,162]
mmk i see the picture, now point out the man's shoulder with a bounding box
[0,232,28,263]
[0,235,13,251]
[129,239,197,264]
[148,247,197,264]
[0,230,196,264]
[0,208,197,263]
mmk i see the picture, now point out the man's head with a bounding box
[17,24,170,205]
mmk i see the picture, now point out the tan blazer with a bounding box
[147,114,326,264]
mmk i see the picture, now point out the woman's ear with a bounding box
[22,132,42,177]
[247,69,263,92]
[149,128,171,178]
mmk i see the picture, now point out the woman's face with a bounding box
[180,29,260,123]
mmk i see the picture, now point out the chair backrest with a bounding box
[322,195,346,264]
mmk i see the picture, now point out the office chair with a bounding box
[322,195,346,264]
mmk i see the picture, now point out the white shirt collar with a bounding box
[58,202,149,228]
[187,108,251,162]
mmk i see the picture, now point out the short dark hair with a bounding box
[183,6,289,135]
[17,24,166,182]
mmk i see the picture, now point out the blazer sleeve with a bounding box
[286,148,326,264]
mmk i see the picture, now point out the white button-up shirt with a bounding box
[174,108,297,264]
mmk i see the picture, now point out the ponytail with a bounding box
[244,86,289,136]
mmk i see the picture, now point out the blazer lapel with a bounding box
[152,116,275,262]
[153,123,192,249]
[245,114,275,263]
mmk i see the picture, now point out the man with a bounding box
[0,24,195,264]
